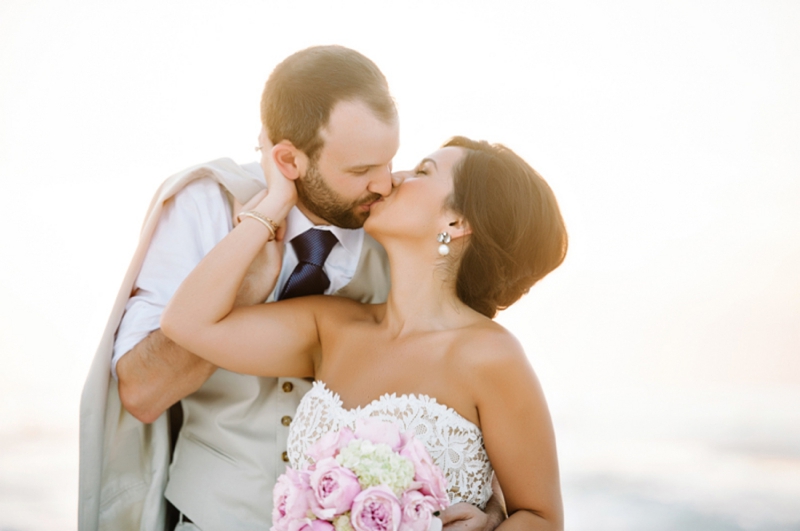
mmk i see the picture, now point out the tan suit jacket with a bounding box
[78,159,390,531]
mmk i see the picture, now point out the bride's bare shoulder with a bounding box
[452,319,529,371]
[450,321,543,409]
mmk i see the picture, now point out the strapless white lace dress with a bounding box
[286,381,494,508]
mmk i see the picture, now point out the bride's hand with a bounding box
[258,131,298,215]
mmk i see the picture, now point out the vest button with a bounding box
[281,451,289,462]
[281,415,292,427]
[282,382,294,393]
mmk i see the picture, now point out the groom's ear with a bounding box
[272,140,309,181]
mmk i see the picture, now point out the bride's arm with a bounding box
[160,145,320,379]
[468,331,563,531]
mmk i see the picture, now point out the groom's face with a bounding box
[297,99,399,229]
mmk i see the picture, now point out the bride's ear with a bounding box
[272,140,309,181]
[446,217,472,240]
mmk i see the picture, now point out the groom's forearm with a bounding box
[483,493,507,531]
[117,329,216,424]
[118,242,278,424]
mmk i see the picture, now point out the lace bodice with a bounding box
[287,381,494,508]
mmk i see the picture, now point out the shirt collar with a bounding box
[284,206,363,257]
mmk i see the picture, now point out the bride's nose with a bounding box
[390,171,406,188]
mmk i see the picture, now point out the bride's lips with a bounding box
[360,198,384,211]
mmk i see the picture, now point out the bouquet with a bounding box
[272,418,450,531]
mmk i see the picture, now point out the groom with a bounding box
[79,46,504,531]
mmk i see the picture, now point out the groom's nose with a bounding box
[367,163,394,197]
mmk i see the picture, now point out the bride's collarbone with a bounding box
[316,339,481,427]
[328,331,457,366]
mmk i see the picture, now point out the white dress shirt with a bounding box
[112,163,364,378]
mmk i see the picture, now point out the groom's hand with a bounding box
[439,473,506,531]
[440,503,488,531]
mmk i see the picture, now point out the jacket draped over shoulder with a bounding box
[78,160,266,531]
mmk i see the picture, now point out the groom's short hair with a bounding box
[261,45,396,162]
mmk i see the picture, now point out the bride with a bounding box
[161,134,567,530]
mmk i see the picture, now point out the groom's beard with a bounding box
[296,162,381,229]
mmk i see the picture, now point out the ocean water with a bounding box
[554,384,800,530]
[1,377,798,531]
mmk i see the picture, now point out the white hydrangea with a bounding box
[336,440,415,495]
[334,514,355,531]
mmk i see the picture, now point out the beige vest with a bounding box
[78,159,390,531]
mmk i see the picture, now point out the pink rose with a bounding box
[307,427,356,463]
[354,418,402,451]
[399,491,437,531]
[399,438,449,511]
[310,457,362,519]
[350,486,402,531]
[272,468,313,531]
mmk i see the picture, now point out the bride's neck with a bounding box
[380,240,470,337]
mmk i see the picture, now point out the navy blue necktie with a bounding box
[279,229,339,300]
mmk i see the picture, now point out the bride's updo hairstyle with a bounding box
[444,136,568,318]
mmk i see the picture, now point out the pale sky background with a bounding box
[1,1,799,530]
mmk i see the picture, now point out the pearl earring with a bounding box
[437,232,451,256]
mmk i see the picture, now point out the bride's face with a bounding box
[365,146,466,241]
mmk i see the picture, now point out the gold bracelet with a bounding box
[237,210,278,241]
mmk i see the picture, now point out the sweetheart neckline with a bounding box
[311,380,482,431]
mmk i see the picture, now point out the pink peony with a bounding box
[272,468,313,531]
[288,519,336,531]
[354,418,403,451]
[307,427,356,463]
[286,519,309,531]
[399,438,449,511]
[310,457,363,519]
[311,520,337,531]
[399,491,437,531]
[350,486,402,531]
